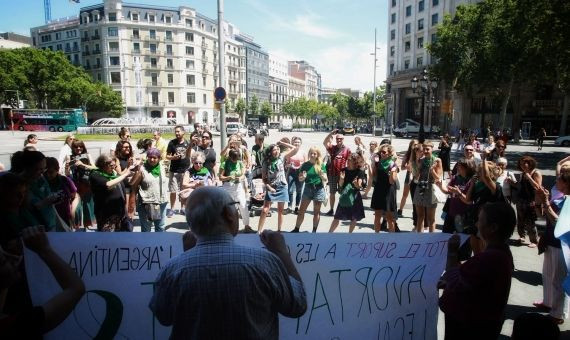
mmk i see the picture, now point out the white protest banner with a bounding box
[25,232,454,340]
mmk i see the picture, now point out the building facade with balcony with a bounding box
[235,34,269,113]
[288,60,320,101]
[31,0,251,125]
[30,17,81,66]
[268,54,288,117]
[385,0,478,131]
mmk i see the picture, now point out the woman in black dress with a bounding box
[371,144,399,232]
[439,134,452,180]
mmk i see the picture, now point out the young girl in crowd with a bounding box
[413,141,443,233]
[329,153,366,233]
[286,137,307,215]
[397,139,419,216]
[65,139,96,229]
[371,144,399,232]
[291,146,328,233]
[219,148,251,232]
[257,142,298,233]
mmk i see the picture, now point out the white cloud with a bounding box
[310,42,388,92]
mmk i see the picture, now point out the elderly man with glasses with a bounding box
[150,187,307,339]
[452,145,482,176]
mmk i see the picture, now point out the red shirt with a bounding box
[326,145,350,176]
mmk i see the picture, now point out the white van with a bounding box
[280,118,293,132]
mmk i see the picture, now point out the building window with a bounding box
[150,44,157,53]
[110,56,120,65]
[167,74,174,85]
[55,32,61,40]
[417,37,424,48]
[405,41,411,52]
[431,33,438,43]
[390,63,394,75]
[150,58,157,67]
[132,42,140,53]
[418,19,424,30]
[187,92,195,103]
[108,27,118,37]
[110,72,121,83]
[419,0,425,12]
[404,60,410,70]
[165,31,172,41]
[186,19,193,27]
[406,5,412,17]
[391,13,396,24]
[168,92,174,104]
[433,0,439,6]
[149,14,155,23]
[432,13,439,26]
[391,0,396,7]
[185,32,194,41]
[108,13,116,22]
[186,46,194,55]
[405,23,411,34]
[202,76,206,86]
[150,30,156,39]
[165,16,172,24]
[417,56,423,67]
[186,60,194,69]
[203,94,207,104]
[132,13,139,21]
[166,45,173,55]
[186,74,195,85]
[390,46,395,56]
[390,29,395,40]
[167,59,173,69]
[151,92,159,105]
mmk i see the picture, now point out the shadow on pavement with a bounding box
[512,269,543,286]
[504,303,538,322]
[165,222,189,231]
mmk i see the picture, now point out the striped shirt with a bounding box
[149,234,307,340]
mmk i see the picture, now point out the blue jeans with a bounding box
[288,168,302,208]
[137,202,167,232]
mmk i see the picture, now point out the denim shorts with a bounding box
[302,183,326,202]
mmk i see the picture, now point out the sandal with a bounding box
[527,243,537,248]
[532,301,551,311]
[548,316,564,325]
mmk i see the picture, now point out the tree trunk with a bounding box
[560,93,569,136]
[512,84,522,143]
[499,78,514,130]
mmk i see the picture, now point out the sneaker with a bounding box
[325,209,334,216]
[290,227,300,233]
[284,208,292,215]
[166,209,175,218]
[242,226,256,234]
[397,209,403,217]
[294,207,299,215]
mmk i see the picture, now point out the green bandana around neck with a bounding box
[270,159,278,172]
[194,166,210,176]
[94,169,119,180]
[380,158,394,172]
[145,161,161,177]
[422,154,436,168]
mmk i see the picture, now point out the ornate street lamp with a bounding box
[411,68,438,143]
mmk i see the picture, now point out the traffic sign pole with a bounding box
[217,0,226,149]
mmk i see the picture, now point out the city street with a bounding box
[2,129,569,338]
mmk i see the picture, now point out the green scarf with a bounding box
[270,158,279,172]
[193,166,210,176]
[94,169,119,180]
[145,161,161,178]
[380,158,394,172]
[422,155,436,169]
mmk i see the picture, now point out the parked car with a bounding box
[393,119,440,137]
[342,123,355,135]
[226,123,246,136]
[279,118,293,132]
[555,135,570,147]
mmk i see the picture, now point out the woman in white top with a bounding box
[130,148,169,232]
[286,136,307,214]
[58,135,74,174]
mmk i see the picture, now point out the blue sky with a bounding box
[1,0,388,91]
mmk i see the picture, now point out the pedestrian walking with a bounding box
[537,128,547,151]
[439,134,452,180]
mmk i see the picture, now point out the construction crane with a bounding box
[44,0,80,24]
[44,0,51,23]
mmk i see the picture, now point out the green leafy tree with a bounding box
[0,47,122,116]
[260,101,272,116]
[234,98,246,120]
[330,92,349,119]
[225,100,232,113]
[249,95,259,115]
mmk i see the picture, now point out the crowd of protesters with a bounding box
[1,123,569,337]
